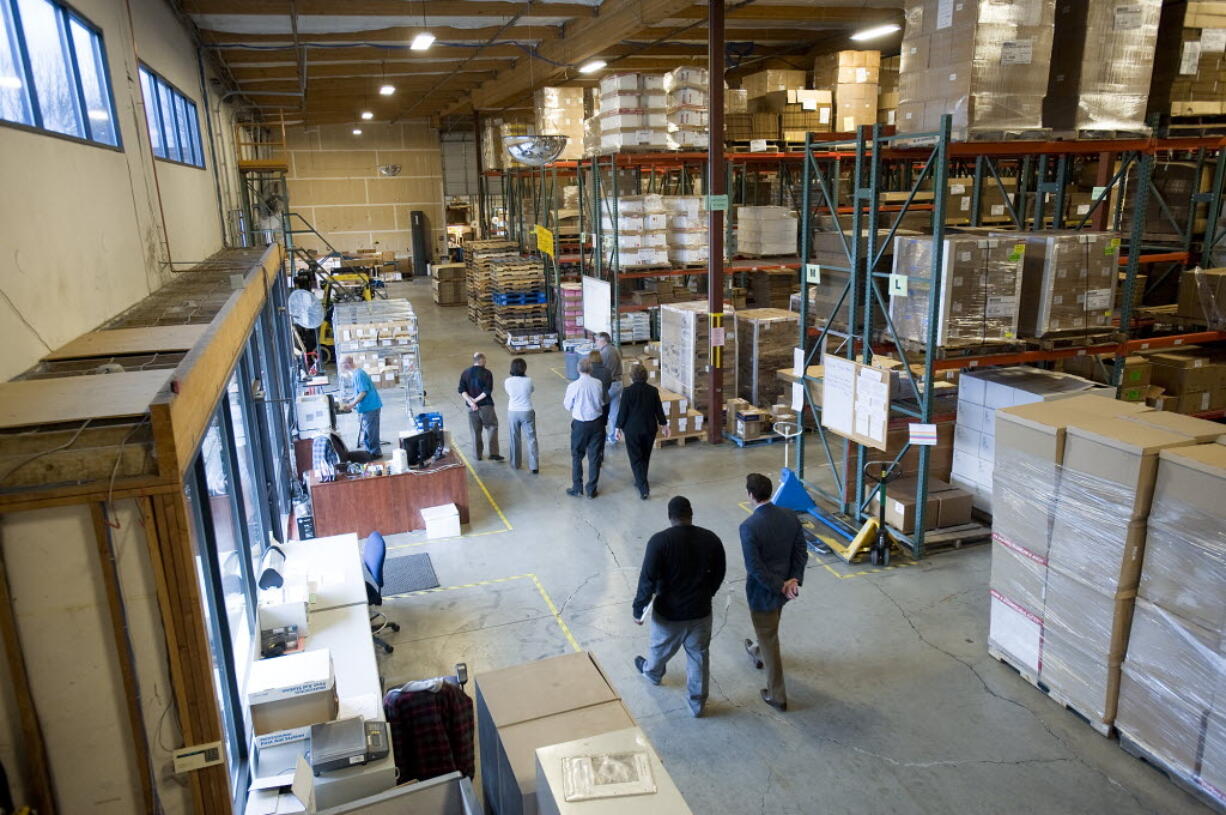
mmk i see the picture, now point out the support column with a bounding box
[707,0,726,443]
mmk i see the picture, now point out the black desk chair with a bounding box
[362,531,400,654]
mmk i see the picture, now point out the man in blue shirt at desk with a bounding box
[740,472,807,712]
[342,356,384,458]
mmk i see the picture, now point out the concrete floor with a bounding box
[336,277,1212,815]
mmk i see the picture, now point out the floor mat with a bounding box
[382,552,440,595]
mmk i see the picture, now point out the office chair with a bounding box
[362,531,401,654]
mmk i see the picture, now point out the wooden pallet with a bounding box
[896,338,1026,360]
[915,521,992,553]
[988,646,1114,737]
[1118,733,1226,812]
[654,430,706,449]
[723,431,785,448]
[1025,331,1117,351]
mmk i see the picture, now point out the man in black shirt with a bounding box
[458,352,503,462]
[632,496,727,717]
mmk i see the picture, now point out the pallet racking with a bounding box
[791,114,1226,558]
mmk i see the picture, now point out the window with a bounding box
[138,63,204,168]
[0,0,118,146]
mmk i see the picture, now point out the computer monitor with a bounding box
[400,428,442,467]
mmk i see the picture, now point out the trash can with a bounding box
[564,351,581,380]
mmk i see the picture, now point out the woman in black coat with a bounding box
[614,364,670,499]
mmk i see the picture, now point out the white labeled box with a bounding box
[247,649,339,735]
[421,503,462,540]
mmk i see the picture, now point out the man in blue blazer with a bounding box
[740,472,807,711]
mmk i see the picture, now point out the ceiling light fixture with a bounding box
[379,84,395,95]
[411,32,435,51]
[360,110,374,120]
[353,128,363,135]
[850,23,901,41]
[578,59,606,74]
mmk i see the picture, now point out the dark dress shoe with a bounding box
[489,454,505,462]
[566,487,582,497]
[531,469,539,474]
[587,489,598,499]
[760,689,786,712]
[744,639,763,670]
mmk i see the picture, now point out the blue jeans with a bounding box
[641,612,713,715]
[357,409,381,456]
[605,381,623,440]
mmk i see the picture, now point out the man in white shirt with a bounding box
[595,332,624,445]
[563,356,607,498]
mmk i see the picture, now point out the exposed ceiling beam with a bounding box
[672,5,902,23]
[238,74,495,92]
[199,25,561,44]
[635,26,845,42]
[214,44,529,62]
[182,0,598,16]
[228,60,514,80]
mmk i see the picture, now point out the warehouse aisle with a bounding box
[348,278,1211,815]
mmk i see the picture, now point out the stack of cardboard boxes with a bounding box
[603,194,669,268]
[990,398,1224,738]
[879,54,900,125]
[534,86,585,160]
[1149,0,1226,116]
[1177,266,1226,328]
[559,282,584,339]
[598,73,668,151]
[1015,231,1119,337]
[332,299,421,391]
[952,368,1113,512]
[1146,349,1226,415]
[867,476,973,534]
[814,50,881,133]
[664,67,709,150]
[659,387,706,438]
[889,234,1026,346]
[1043,0,1161,132]
[736,206,798,256]
[1117,442,1226,790]
[429,261,465,306]
[735,308,799,407]
[741,69,810,141]
[659,301,737,422]
[748,268,798,308]
[665,195,708,265]
[898,0,1057,138]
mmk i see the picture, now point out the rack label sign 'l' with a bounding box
[707,194,729,211]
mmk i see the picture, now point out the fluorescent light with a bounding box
[379,84,395,95]
[850,23,901,41]
[88,109,110,121]
[577,59,606,74]
[352,128,363,135]
[360,110,374,120]
[0,75,21,89]
[411,32,435,51]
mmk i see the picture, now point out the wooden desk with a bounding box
[309,453,470,538]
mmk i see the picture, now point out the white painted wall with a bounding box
[0,0,239,381]
[0,501,190,814]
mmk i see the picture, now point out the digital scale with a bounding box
[309,717,390,775]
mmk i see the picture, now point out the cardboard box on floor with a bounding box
[475,652,635,815]
[866,476,972,533]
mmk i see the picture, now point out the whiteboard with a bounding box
[820,353,889,450]
[581,275,611,335]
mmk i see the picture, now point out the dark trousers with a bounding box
[624,431,656,494]
[570,418,605,494]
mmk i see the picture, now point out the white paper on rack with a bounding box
[821,355,856,437]
[793,346,804,376]
[792,382,804,412]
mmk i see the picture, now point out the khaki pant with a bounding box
[749,608,785,704]
[467,404,499,458]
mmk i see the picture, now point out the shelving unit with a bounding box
[791,115,1226,558]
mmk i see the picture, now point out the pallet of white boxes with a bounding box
[989,393,1226,808]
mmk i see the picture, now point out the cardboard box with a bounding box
[1176,266,1226,325]
[476,652,634,815]
[1115,668,1204,779]
[990,538,1047,617]
[741,69,807,99]
[867,476,947,533]
[1137,444,1226,631]
[1125,411,1224,443]
[1015,231,1120,337]
[420,503,461,539]
[247,650,339,735]
[935,487,973,527]
[1148,350,1219,394]
[989,588,1044,675]
[1202,711,1226,797]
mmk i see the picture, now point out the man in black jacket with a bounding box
[458,352,503,462]
[615,364,670,499]
[632,496,726,717]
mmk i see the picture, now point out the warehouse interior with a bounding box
[0,0,1224,814]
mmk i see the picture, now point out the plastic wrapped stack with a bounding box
[559,281,584,339]
[736,206,797,256]
[664,67,709,150]
[1043,0,1161,132]
[888,234,1026,346]
[333,299,421,392]
[659,301,737,414]
[991,401,1225,742]
[664,195,708,265]
[952,368,1115,513]
[1117,442,1226,791]
[735,308,799,407]
[602,194,669,269]
[598,73,668,151]
[897,0,1057,139]
[534,86,585,160]
[1150,0,1226,116]
[1015,231,1119,337]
